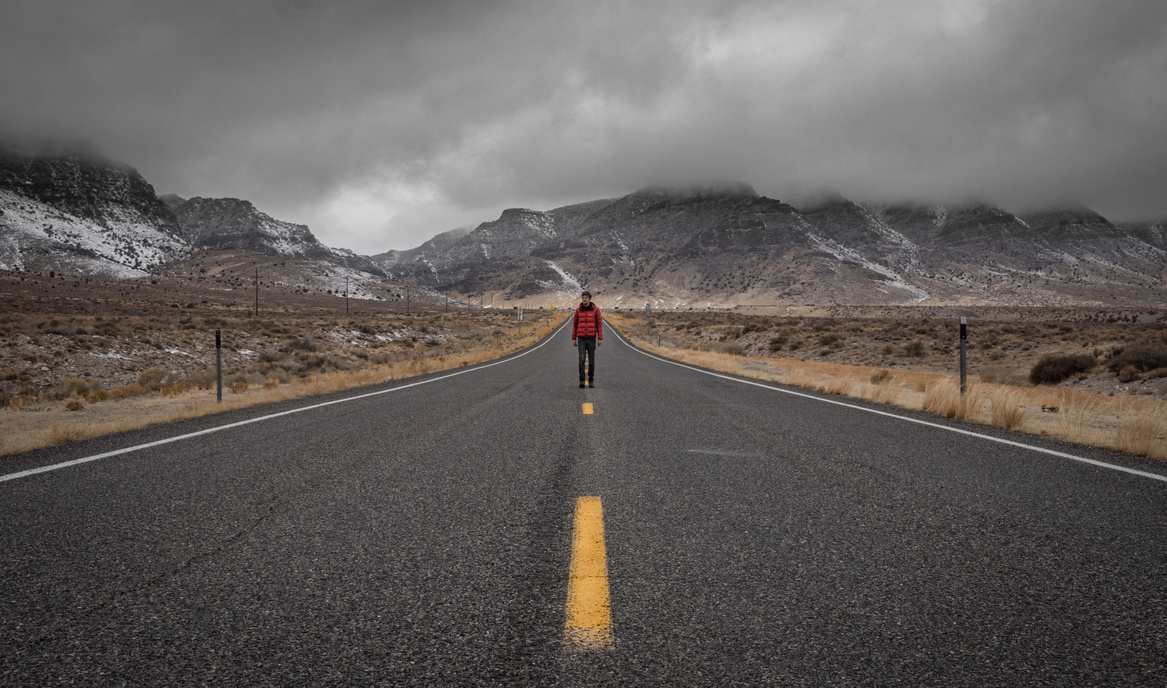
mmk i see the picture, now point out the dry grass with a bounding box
[610,313,1167,461]
[988,387,1030,431]
[1115,397,1167,457]
[0,313,569,458]
[922,380,986,420]
[1050,390,1107,445]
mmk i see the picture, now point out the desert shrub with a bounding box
[818,333,840,347]
[901,341,926,357]
[768,335,788,352]
[696,341,745,356]
[1148,367,1167,379]
[108,383,146,400]
[87,390,109,403]
[229,381,248,394]
[51,377,91,400]
[258,350,286,364]
[160,384,187,396]
[1107,344,1167,374]
[93,320,122,336]
[184,367,217,390]
[137,366,169,391]
[263,377,280,389]
[1029,353,1096,385]
[1118,365,1141,383]
[870,369,894,385]
[0,391,11,407]
[979,365,1026,386]
[284,337,317,353]
[65,400,85,411]
[299,354,327,372]
[880,344,895,356]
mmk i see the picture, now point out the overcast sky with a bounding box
[3,0,1166,253]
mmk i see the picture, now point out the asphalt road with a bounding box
[2,320,1166,686]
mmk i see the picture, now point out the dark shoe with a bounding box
[579,382,585,388]
[588,381,594,388]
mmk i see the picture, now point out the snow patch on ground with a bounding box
[544,260,581,291]
[808,232,929,303]
[91,351,134,360]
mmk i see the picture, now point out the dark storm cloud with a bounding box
[3,0,1166,253]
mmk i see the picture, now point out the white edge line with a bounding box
[1,319,571,484]
[609,328,1167,485]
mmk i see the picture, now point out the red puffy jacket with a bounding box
[572,303,603,340]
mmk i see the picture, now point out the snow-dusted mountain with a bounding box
[0,147,189,277]
[376,185,1167,308]
[0,146,383,280]
[3,143,1164,308]
[161,195,385,276]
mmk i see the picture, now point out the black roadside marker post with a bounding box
[959,316,968,395]
[215,329,223,403]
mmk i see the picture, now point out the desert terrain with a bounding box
[3,260,1165,460]
[0,265,563,457]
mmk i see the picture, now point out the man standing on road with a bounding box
[571,290,602,388]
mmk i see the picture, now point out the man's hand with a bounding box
[572,339,577,347]
[597,340,602,347]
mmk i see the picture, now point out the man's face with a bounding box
[581,294,591,305]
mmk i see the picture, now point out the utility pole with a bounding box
[406,283,411,315]
[254,267,259,317]
[345,275,350,316]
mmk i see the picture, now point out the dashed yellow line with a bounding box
[565,496,613,651]
[582,403,594,414]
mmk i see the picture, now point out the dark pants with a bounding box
[577,337,597,382]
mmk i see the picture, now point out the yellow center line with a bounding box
[565,496,613,651]
[582,403,593,414]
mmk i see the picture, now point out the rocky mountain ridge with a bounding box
[0,147,382,280]
[0,147,189,277]
[2,146,1164,308]
[376,186,1167,308]
[161,195,384,276]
